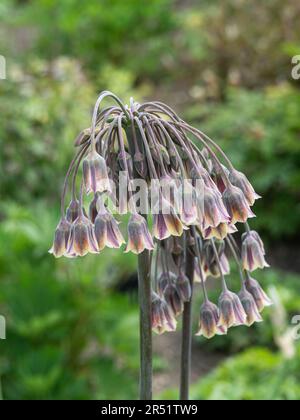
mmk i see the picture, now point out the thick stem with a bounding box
[125,124,153,400]
[137,249,153,400]
[180,246,195,400]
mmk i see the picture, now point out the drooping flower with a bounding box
[125,213,154,254]
[223,185,256,224]
[66,214,99,257]
[203,223,237,241]
[164,283,184,317]
[49,218,72,258]
[196,300,227,339]
[94,210,125,251]
[157,271,177,296]
[83,150,111,194]
[218,290,247,329]
[239,287,263,326]
[175,272,192,303]
[66,199,81,222]
[153,198,185,240]
[201,186,230,229]
[245,276,272,313]
[152,292,177,334]
[229,169,261,206]
[241,231,269,271]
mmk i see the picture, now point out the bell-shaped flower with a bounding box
[83,150,111,194]
[49,218,72,258]
[201,186,230,229]
[203,223,237,241]
[66,199,81,222]
[175,272,192,303]
[66,213,99,257]
[153,197,185,240]
[239,287,263,326]
[229,169,261,206]
[164,283,184,317]
[94,209,125,251]
[223,185,256,224]
[196,300,227,339]
[125,213,154,255]
[245,276,272,313]
[242,231,269,272]
[218,290,247,329]
[152,292,177,335]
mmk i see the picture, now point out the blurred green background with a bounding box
[1,0,300,400]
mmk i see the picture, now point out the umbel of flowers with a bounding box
[50,91,271,398]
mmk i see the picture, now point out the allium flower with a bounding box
[175,272,192,303]
[196,300,227,339]
[66,199,81,222]
[164,283,184,317]
[50,91,272,399]
[223,185,256,224]
[229,169,261,206]
[67,214,99,257]
[218,290,247,329]
[83,150,111,194]
[125,213,154,254]
[203,223,237,240]
[242,231,269,271]
[49,218,71,258]
[202,186,230,229]
[245,276,272,313]
[152,293,177,335]
[153,198,185,241]
[239,288,263,326]
[94,210,125,251]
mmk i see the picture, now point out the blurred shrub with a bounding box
[185,85,300,238]
[0,202,139,400]
[0,57,93,202]
[161,346,300,400]
[9,0,175,81]
[0,57,144,203]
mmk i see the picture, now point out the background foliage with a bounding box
[0,0,300,400]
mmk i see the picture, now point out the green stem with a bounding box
[180,241,195,400]
[137,248,153,400]
[125,124,152,400]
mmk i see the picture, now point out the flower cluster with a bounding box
[50,91,272,338]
